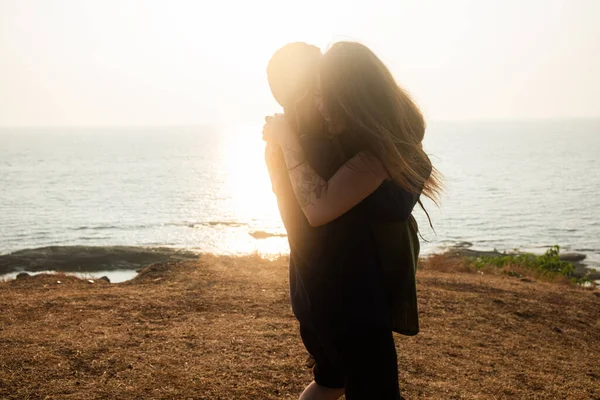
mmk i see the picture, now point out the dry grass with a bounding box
[1,254,599,399]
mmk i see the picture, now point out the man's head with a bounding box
[267,42,322,108]
[267,42,327,137]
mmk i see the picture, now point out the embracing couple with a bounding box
[262,42,441,400]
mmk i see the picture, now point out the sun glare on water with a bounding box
[221,124,289,255]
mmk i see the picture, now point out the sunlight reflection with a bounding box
[221,124,289,255]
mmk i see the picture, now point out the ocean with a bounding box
[1,119,599,271]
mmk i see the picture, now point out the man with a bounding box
[263,43,420,400]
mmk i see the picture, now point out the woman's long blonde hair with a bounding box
[320,41,443,206]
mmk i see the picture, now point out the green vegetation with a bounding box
[475,245,573,275]
[473,245,590,285]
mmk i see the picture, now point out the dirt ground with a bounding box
[1,254,599,400]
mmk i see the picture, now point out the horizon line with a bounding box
[1,116,600,130]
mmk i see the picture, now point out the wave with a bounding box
[199,221,248,227]
[68,221,250,231]
[70,225,121,231]
[4,233,53,242]
[546,228,579,233]
[574,248,598,253]
[169,221,249,228]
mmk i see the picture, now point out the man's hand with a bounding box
[262,114,282,142]
[262,115,273,142]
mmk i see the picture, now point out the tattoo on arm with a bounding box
[313,181,326,199]
[285,166,327,207]
[284,141,307,168]
[280,137,328,208]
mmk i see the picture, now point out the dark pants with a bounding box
[300,324,402,400]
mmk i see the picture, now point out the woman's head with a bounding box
[319,41,442,202]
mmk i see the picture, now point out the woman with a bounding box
[266,41,442,400]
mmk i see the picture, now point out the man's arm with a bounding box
[264,143,288,194]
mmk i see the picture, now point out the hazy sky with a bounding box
[1,0,599,127]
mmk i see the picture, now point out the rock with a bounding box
[573,265,600,281]
[559,253,587,262]
[99,276,110,283]
[87,279,94,284]
[249,231,287,239]
[132,263,174,283]
[447,248,505,259]
[454,241,473,249]
[0,245,199,275]
[16,272,30,279]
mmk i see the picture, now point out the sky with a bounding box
[0,0,599,127]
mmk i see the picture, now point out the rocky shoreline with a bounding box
[0,246,199,275]
[445,244,600,281]
[1,244,598,282]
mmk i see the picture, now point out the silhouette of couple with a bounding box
[263,41,440,400]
